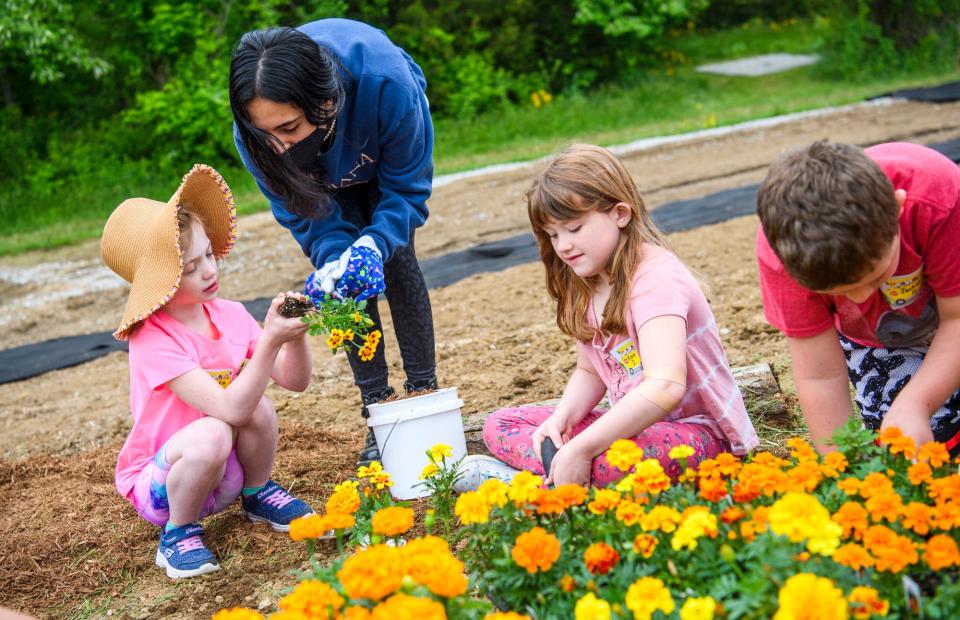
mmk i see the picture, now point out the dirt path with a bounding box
[1,98,959,617]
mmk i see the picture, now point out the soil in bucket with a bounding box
[365,387,467,500]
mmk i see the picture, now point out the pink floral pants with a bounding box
[483,406,730,486]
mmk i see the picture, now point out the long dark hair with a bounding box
[229,27,345,218]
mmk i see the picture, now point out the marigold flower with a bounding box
[773,573,847,620]
[357,461,383,478]
[832,501,869,540]
[633,533,658,558]
[786,437,818,462]
[769,492,841,556]
[326,485,361,515]
[512,526,561,574]
[366,329,382,345]
[753,452,789,469]
[534,488,568,515]
[932,498,960,529]
[343,329,355,341]
[739,506,769,541]
[574,592,611,620]
[923,534,960,570]
[369,471,392,490]
[832,543,874,571]
[669,445,695,460]
[477,478,509,507]
[918,441,951,468]
[785,460,822,493]
[878,426,917,460]
[820,452,848,478]
[680,596,717,620]
[583,542,620,575]
[420,462,439,479]
[371,593,445,620]
[508,471,543,506]
[908,461,933,486]
[848,586,888,619]
[927,474,960,502]
[372,506,414,537]
[614,499,645,526]
[358,345,375,361]
[486,613,532,620]
[554,483,589,508]
[865,490,903,523]
[337,545,405,601]
[289,514,331,542]
[343,607,372,620]
[278,580,344,619]
[901,502,934,535]
[269,611,310,620]
[698,473,729,502]
[455,491,490,525]
[862,525,918,573]
[606,439,644,472]
[858,472,894,499]
[720,506,746,525]
[588,489,621,514]
[633,458,672,495]
[211,610,264,620]
[671,506,718,551]
[405,547,468,598]
[326,328,345,349]
[352,311,363,323]
[641,505,681,532]
[836,477,861,496]
[560,573,577,592]
[625,577,675,620]
[429,443,453,462]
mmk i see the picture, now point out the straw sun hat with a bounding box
[100,164,237,340]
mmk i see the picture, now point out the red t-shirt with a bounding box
[757,142,960,348]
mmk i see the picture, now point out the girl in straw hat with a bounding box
[230,19,438,467]
[101,165,314,579]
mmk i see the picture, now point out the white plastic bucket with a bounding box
[365,387,467,500]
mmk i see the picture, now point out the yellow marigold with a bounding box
[605,439,644,472]
[680,596,717,620]
[625,577,675,620]
[820,452,848,478]
[588,489,621,514]
[769,492,841,556]
[786,437,818,462]
[369,471,392,490]
[785,461,822,493]
[357,461,383,478]
[773,573,847,620]
[633,458,671,495]
[832,501,869,540]
[371,593,446,620]
[901,502,934,535]
[554,483,589,508]
[420,462,439,479]
[344,607,373,620]
[615,499,645,526]
[486,613,532,620]
[669,445,695,460]
[574,592,611,620]
[878,426,917,460]
[641,505,682,533]
[372,506,414,537]
[837,477,861,496]
[862,525,918,573]
[455,491,491,525]
[326,329,345,349]
[848,586,888,619]
[671,506,718,552]
[508,471,543,506]
[429,443,453,462]
[908,461,933,486]
[278,580,344,619]
[269,611,310,620]
[211,609,264,620]
[352,311,363,323]
[343,329,355,341]
[326,485,361,516]
[337,544,405,601]
[477,478,509,507]
[358,345,375,361]
[289,514,331,542]
[366,329,382,345]
[633,533,658,558]
[583,541,620,575]
[918,441,951,468]
[833,543,874,571]
[924,534,960,570]
[512,526,561,574]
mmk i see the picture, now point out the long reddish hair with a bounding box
[527,144,669,340]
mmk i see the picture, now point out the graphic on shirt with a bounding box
[881,267,923,308]
[208,369,233,389]
[875,296,939,349]
[611,340,643,378]
[340,152,376,187]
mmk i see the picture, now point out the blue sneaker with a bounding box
[241,480,313,532]
[155,523,219,579]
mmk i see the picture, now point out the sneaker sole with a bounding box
[242,509,315,532]
[155,549,219,579]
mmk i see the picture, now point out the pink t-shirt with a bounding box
[115,299,262,499]
[577,245,759,455]
[757,142,960,348]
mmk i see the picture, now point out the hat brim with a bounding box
[109,164,237,340]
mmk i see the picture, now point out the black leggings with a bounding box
[334,183,437,400]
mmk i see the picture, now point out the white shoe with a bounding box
[454,455,521,493]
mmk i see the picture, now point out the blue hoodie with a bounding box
[234,19,434,267]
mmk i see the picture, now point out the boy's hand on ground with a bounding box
[546,443,591,487]
[263,293,310,346]
[881,402,934,447]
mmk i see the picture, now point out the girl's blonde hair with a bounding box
[175,202,208,253]
[527,144,669,341]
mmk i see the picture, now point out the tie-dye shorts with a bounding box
[129,442,244,527]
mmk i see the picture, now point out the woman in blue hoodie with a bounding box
[230,19,437,466]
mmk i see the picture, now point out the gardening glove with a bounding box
[333,236,385,301]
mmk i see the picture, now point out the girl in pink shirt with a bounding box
[459,144,758,490]
[101,165,314,579]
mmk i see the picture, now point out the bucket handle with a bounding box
[374,416,402,461]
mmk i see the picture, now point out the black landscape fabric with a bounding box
[2,136,959,384]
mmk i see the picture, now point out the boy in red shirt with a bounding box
[756,140,960,454]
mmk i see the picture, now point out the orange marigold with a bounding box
[878,426,918,460]
[698,473,729,502]
[326,484,362,515]
[862,525,918,573]
[923,534,960,570]
[344,606,373,620]
[337,544,405,601]
[289,514,332,542]
[278,580,344,619]
[833,543,874,571]
[786,437,818,462]
[534,488,568,515]
[832,501,869,540]
[837,477,862,496]
[785,460,822,493]
[927,474,960,502]
[714,452,743,477]
[820,452,848,478]
[560,573,577,593]
[932,499,960,530]
[211,610,264,620]
[372,506,414,537]
[371,593,446,620]
[485,613,532,620]
[908,461,933,486]
[720,506,746,525]
[583,542,620,575]
[918,441,951,468]
[901,502,934,536]
[848,586,889,619]
[554,483,589,508]
[633,533,658,558]
[865,490,903,523]
[512,526,561,574]
[859,472,894,499]
[615,499,645,526]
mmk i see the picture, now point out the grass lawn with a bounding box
[2,17,956,256]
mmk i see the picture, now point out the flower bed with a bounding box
[215,422,960,619]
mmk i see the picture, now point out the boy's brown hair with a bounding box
[756,140,899,291]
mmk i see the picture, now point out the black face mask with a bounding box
[286,126,329,173]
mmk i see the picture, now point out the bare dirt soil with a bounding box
[1,98,959,618]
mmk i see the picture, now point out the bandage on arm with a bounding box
[635,366,687,412]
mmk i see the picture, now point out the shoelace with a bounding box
[261,488,295,509]
[176,535,205,553]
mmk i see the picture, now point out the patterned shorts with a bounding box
[129,442,244,527]
[841,335,960,455]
